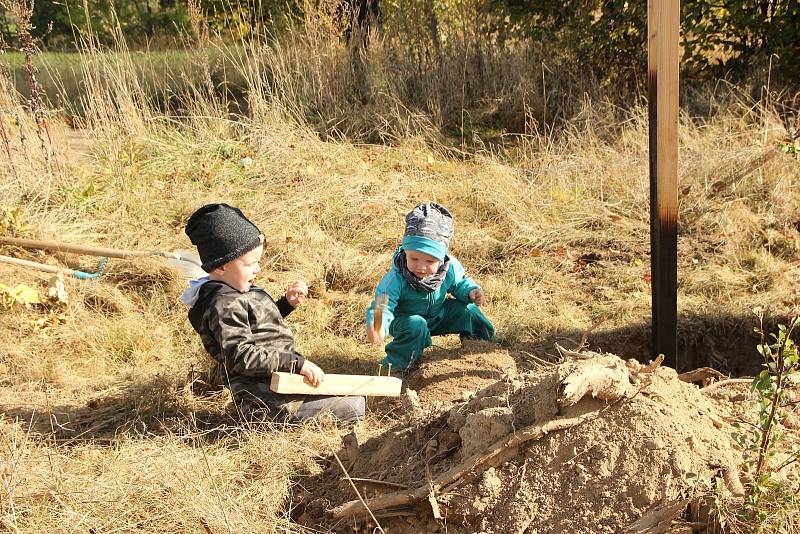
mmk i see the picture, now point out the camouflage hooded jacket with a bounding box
[185,280,306,409]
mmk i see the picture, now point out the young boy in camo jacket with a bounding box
[182,203,364,422]
[365,202,494,370]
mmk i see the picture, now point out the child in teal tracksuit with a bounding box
[365,203,494,370]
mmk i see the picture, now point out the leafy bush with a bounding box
[737,310,800,525]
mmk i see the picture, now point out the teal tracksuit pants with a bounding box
[382,299,494,370]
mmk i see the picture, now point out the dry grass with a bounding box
[1,22,799,534]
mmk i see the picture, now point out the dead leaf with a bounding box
[0,283,42,309]
[0,206,29,236]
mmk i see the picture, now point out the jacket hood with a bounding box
[181,276,210,307]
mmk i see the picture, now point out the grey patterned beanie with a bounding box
[401,203,453,261]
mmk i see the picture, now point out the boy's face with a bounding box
[405,249,442,278]
[211,245,263,292]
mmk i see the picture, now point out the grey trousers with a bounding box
[293,395,366,423]
[229,375,365,423]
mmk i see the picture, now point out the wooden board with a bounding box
[270,372,402,397]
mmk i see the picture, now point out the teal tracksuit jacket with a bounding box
[365,249,495,369]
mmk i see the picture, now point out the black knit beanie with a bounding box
[185,203,263,272]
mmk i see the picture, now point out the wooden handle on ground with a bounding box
[270,372,402,397]
[0,254,78,275]
[0,236,152,259]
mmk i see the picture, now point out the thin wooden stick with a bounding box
[314,419,385,533]
[347,478,410,490]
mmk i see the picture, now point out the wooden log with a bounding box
[270,372,402,397]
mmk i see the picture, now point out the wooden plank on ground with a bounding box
[270,372,402,397]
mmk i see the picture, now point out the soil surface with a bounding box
[405,340,517,407]
[295,345,764,533]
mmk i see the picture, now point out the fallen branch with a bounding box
[315,420,385,533]
[555,342,592,360]
[346,478,410,491]
[427,489,443,519]
[330,412,598,519]
[677,367,726,384]
[700,378,752,394]
[576,318,607,352]
[722,465,745,497]
[623,497,691,533]
[371,509,417,519]
[637,355,664,374]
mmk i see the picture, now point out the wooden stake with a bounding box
[648,0,680,367]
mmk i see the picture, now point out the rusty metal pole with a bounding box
[648,0,680,367]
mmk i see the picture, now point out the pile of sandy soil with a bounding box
[295,347,750,533]
[404,340,518,407]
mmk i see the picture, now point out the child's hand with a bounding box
[469,288,485,306]
[286,280,309,307]
[366,324,384,344]
[299,360,325,387]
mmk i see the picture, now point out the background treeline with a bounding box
[1,0,797,142]
[3,0,798,82]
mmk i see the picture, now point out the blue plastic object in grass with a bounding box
[0,254,109,279]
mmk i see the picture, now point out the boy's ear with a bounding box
[211,265,225,275]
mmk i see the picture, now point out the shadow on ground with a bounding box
[508,310,791,376]
[0,374,242,446]
[1,310,786,445]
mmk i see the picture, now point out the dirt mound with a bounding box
[405,341,517,407]
[296,352,745,533]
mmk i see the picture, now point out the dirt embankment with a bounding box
[295,346,763,533]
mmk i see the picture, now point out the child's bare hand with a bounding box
[366,325,384,344]
[469,288,485,306]
[286,280,309,307]
[300,360,324,387]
